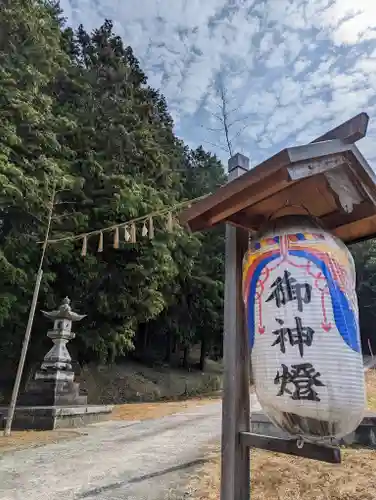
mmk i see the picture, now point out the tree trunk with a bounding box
[143,328,149,350]
[165,331,172,364]
[199,337,207,371]
[182,346,189,369]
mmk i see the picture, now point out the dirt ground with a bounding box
[189,371,376,500]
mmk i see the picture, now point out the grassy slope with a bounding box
[79,359,223,404]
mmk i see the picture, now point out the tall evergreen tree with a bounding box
[145,147,226,369]
[351,241,376,354]
[0,0,74,363]
[44,20,191,361]
[0,1,227,373]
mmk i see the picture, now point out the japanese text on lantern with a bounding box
[266,269,325,402]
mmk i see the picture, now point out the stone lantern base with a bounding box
[18,374,88,407]
[0,405,113,430]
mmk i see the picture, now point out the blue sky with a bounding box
[60,0,376,168]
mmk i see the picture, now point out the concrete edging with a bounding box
[0,405,114,431]
[250,410,376,448]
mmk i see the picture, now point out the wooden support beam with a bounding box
[333,213,376,242]
[220,156,251,500]
[226,212,263,231]
[208,168,290,226]
[240,432,341,464]
[179,149,291,229]
[322,201,376,230]
[311,112,369,145]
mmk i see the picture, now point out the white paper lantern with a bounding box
[243,215,366,442]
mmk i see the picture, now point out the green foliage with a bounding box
[0,0,75,359]
[0,1,226,369]
[4,0,375,378]
[143,147,226,367]
[351,240,376,353]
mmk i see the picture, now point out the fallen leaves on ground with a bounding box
[111,396,219,421]
[0,429,84,452]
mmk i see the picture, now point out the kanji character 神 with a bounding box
[272,316,315,357]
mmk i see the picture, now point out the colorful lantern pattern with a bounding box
[243,216,365,441]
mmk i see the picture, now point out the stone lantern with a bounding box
[20,297,88,406]
[37,297,86,378]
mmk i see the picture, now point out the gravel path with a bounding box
[0,396,260,500]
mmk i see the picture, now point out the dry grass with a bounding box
[190,371,376,500]
[111,396,219,421]
[366,369,376,410]
[189,446,376,500]
[0,429,84,452]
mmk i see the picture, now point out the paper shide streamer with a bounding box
[45,195,209,258]
[85,215,174,256]
[124,226,131,242]
[86,214,172,256]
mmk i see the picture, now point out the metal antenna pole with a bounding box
[4,183,56,436]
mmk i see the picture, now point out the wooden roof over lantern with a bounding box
[180,113,376,245]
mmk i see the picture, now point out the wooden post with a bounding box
[221,153,251,500]
[4,182,56,436]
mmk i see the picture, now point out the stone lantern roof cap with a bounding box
[41,297,86,322]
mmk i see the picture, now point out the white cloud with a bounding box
[61,0,376,168]
[243,90,278,117]
[264,44,285,69]
[317,0,376,45]
[294,57,311,75]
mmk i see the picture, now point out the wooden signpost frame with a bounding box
[220,155,342,500]
[180,113,375,500]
